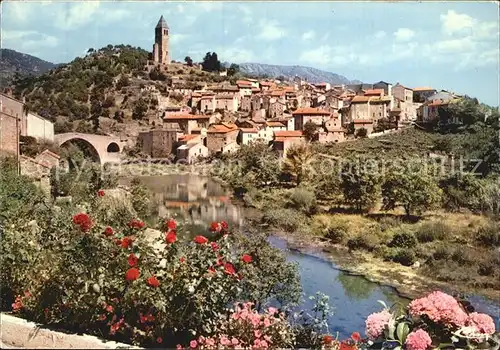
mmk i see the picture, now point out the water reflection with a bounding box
[120,175,244,237]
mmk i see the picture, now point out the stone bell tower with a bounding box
[152,15,170,65]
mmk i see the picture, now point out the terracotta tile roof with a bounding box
[39,149,61,159]
[266,121,286,127]
[260,81,273,86]
[20,155,51,169]
[251,87,261,92]
[363,89,384,96]
[178,134,199,141]
[236,80,252,87]
[270,90,286,97]
[240,128,258,133]
[207,123,239,133]
[413,87,435,92]
[191,93,202,98]
[292,107,331,115]
[315,82,328,87]
[215,93,235,100]
[164,114,210,120]
[353,119,373,124]
[274,130,304,138]
[351,96,371,103]
[428,100,449,107]
[201,96,214,100]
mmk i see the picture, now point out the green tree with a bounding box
[341,160,381,212]
[132,98,148,120]
[201,52,221,72]
[282,144,315,186]
[382,164,442,216]
[355,127,368,138]
[303,121,318,142]
[227,63,240,76]
[236,141,281,187]
[184,56,193,66]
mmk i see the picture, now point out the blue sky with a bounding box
[2,1,499,106]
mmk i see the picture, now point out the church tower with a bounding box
[152,15,170,65]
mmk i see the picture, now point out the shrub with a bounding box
[261,208,304,233]
[415,221,451,243]
[389,231,417,249]
[378,216,401,232]
[347,235,379,252]
[475,222,500,247]
[324,224,348,244]
[386,248,416,266]
[288,187,317,215]
[432,245,453,261]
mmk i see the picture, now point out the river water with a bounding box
[121,174,500,338]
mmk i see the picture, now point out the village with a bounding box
[0,15,467,170]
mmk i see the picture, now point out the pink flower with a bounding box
[176,345,183,350]
[264,335,272,343]
[254,330,262,338]
[231,338,239,345]
[189,340,197,348]
[467,312,496,335]
[408,291,468,327]
[263,317,271,328]
[267,307,278,315]
[253,339,261,348]
[220,336,231,346]
[365,309,392,340]
[405,329,432,350]
[260,340,268,348]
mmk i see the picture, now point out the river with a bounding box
[120,174,500,338]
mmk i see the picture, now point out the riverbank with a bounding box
[239,198,500,304]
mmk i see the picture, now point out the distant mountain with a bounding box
[238,63,363,85]
[0,48,59,88]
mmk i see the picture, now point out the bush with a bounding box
[288,187,317,216]
[386,248,416,266]
[347,235,379,252]
[389,231,417,249]
[432,245,453,260]
[415,221,451,243]
[378,216,401,232]
[475,222,500,247]
[262,208,305,233]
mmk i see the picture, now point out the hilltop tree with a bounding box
[340,159,381,212]
[227,63,240,76]
[282,144,315,186]
[184,56,193,66]
[201,52,221,72]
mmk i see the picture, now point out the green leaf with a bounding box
[396,322,409,343]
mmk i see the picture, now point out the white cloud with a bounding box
[301,30,315,41]
[176,4,185,13]
[2,30,59,50]
[257,19,287,41]
[440,10,475,36]
[320,32,330,42]
[170,34,189,44]
[299,45,362,66]
[54,2,100,30]
[239,5,252,24]
[393,28,415,42]
[5,2,33,22]
[104,9,132,22]
[217,47,255,63]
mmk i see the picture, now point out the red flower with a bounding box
[105,304,114,313]
[209,222,221,232]
[97,190,105,197]
[339,341,356,350]
[125,267,140,281]
[241,254,253,264]
[210,242,219,251]
[220,221,228,231]
[351,332,361,342]
[166,218,177,230]
[157,337,163,344]
[224,262,236,275]
[165,231,177,244]
[121,236,134,249]
[237,273,243,280]
[72,213,93,232]
[147,276,160,288]
[180,257,186,263]
[208,266,216,274]
[323,335,334,345]
[127,253,138,267]
[103,226,114,236]
[114,238,122,246]
[128,219,145,229]
[194,235,208,244]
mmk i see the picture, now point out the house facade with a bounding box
[292,107,331,130]
[138,129,179,158]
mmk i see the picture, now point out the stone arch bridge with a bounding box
[54,133,126,165]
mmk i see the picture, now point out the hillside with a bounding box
[0,48,59,88]
[239,62,362,85]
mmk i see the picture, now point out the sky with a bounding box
[1,1,499,106]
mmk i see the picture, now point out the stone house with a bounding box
[0,109,19,157]
[268,100,286,119]
[215,94,239,112]
[137,129,179,158]
[269,114,294,131]
[251,87,261,94]
[178,134,202,145]
[176,142,209,164]
[363,89,385,97]
[417,100,451,123]
[265,121,287,133]
[368,97,391,121]
[240,96,252,112]
[318,117,346,143]
[238,128,259,145]
[259,81,274,91]
[252,110,266,122]
[272,131,305,158]
[353,119,374,135]
[251,95,263,111]
[392,84,415,120]
[314,82,331,92]
[199,95,215,113]
[163,114,211,134]
[348,96,371,121]
[292,107,331,130]
[412,87,437,102]
[236,80,253,97]
[206,123,240,155]
[35,149,60,169]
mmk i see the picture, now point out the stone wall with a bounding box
[0,112,19,156]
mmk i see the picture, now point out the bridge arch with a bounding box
[54,133,124,165]
[60,138,101,164]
